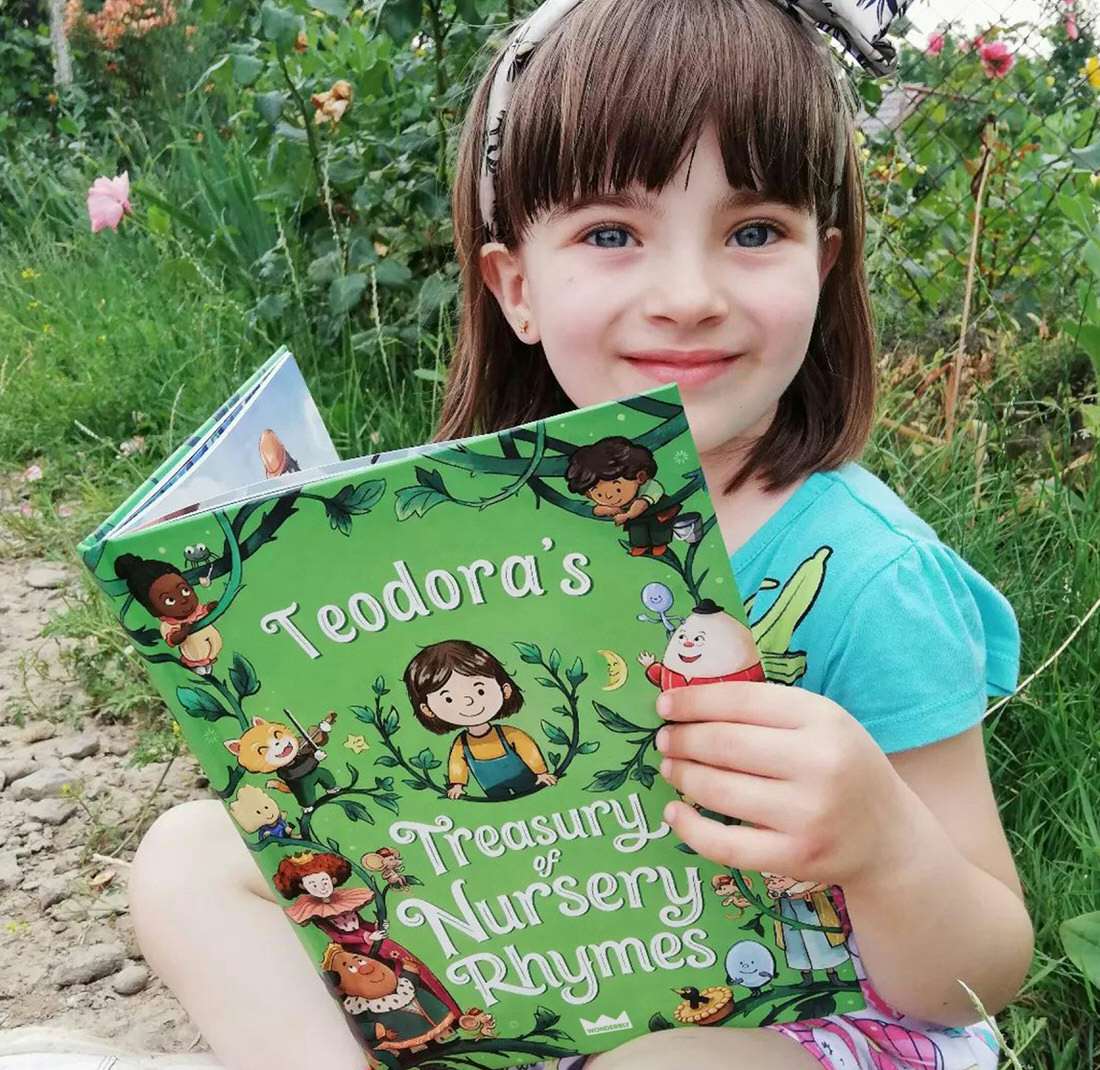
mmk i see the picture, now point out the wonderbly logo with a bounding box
[580,1012,633,1036]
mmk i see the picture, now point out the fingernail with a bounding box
[660,757,671,779]
[663,801,678,824]
[656,693,672,718]
[655,727,669,753]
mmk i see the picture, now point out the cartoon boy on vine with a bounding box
[565,436,683,556]
[404,640,558,802]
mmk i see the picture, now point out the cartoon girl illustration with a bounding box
[114,552,222,674]
[274,851,461,1021]
[403,640,558,801]
[565,436,683,556]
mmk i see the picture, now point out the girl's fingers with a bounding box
[660,758,799,830]
[657,681,812,727]
[662,801,794,875]
[657,721,792,778]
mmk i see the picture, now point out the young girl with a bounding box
[404,639,560,801]
[127,2,1034,1068]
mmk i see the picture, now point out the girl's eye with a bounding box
[181,586,191,597]
[732,221,783,248]
[582,225,633,249]
[476,687,485,696]
[164,597,176,606]
[445,696,452,703]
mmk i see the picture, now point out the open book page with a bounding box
[115,350,339,535]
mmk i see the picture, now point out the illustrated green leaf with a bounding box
[547,648,561,674]
[577,740,600,754]
[176,685,229,721]
[324,499,352,536]
[566,656,586,686]
[548,751,561,768]
[412,747,436,770]
[382,709,400,735]
[330,273,368,315]
[337,479,385,513]
[373,793,400,815]
[585,767,629,792]
[229,653,260,699]
[536,676,557,689]
[592,701,643,734]
[532,1005,561,1033]
[1061,911,1100,988]
[352,704,377,727]
[513,641,543,664]
[394,484,450,520]
[338,799,374,823]
[541,720,569,746]
[374,754,399,767]
[402,778,426,791]
[372,675,389,696]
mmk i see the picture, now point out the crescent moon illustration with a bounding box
[598,649,628,691]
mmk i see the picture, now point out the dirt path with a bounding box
[0,499,215,1054]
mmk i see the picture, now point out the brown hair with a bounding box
[566,436,657,494]
[404,639,524,735]
[272,851,352,898]
[435,0,876,494]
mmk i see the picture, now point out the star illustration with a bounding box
[345,734,369,754]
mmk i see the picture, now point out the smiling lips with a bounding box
[623,349,740,387]
[679,652,702,662]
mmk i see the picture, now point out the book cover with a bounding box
[78,351,865,1067]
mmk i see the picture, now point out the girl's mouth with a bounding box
[623,354,740,388]
[679,652,702,662]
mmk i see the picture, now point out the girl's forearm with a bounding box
[842,797,1034,1026]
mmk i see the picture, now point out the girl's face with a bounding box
[480,122,842,460]
[421,670,511,729]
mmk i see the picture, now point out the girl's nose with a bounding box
[683,640,694,647]
[644,246,729,326]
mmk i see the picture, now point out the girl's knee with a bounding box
[130,799,250,903]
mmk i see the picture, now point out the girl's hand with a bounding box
[447,784,465,800]
[536,772,558,787]
[655,682,913,888]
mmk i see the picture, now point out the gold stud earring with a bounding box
[520,319,529,336]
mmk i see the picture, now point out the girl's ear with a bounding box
[479,242,538,344]
[502,682,512,700]
[818,227,843,286]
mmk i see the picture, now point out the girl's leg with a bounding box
[589,1026,822,1069]
[128,799,368,1070]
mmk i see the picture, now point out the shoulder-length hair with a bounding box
[435,0,876,494]
[405,639,524,735]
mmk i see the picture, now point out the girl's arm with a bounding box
[841,723,1033,1025]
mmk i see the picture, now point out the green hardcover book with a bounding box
[78,347,865,1067]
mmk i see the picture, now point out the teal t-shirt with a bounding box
[730,463,1020,754]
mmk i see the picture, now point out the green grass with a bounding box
[0,222,1097,1066]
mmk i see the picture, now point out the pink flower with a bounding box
[926,32,945,57]
[87,171,132,233]
[960,33,984,54]
[1066,14,1079,40]
[980,40,1015,78]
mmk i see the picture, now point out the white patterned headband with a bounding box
[479,0,912,242]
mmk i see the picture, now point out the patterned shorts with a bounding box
[513,929,1000,1070]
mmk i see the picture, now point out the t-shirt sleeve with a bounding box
[818,542,1020,754]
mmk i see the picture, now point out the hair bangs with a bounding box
[492,0,848,247]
